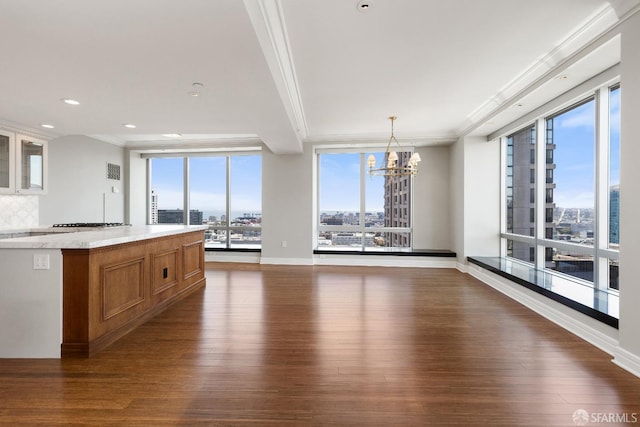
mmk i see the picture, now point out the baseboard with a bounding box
[205,252,261,264]
[613,346,640,378]
[456,261,468,273]
[468,263,620,358]
[260,257,314,266]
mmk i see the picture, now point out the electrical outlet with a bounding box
[33,254,50,270]
[281,240,287,248]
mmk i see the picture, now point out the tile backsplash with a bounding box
[0,195,39,229]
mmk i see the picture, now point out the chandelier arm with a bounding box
[368,115,420,177]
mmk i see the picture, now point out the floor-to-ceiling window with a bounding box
[501,82,620,318]
[150,157,184,224]
[148,153,261,250]
[316,150,413,251]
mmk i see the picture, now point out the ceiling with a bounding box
[0,0,636,154]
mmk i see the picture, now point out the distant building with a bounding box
[158,209,203,225]
[610,185,620,245]
[151,190,158,224]
[325,216,343,225]
[331,232,374,247]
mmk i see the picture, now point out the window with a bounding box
[317,151,413,251]
[150,158,184,224]
[608,85,621,289]
[501,83,621,319]
[609,85,620,249]
[149,153,262,250]
[505,124,536,240]
[228,155,262,249]
[546,98,595,246]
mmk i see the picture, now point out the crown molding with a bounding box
[458,2,633,137]
[244,0,307,147]
[0,119,58,141]
[305,133,457,148]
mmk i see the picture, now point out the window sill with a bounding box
[205,248,261,253]
[314,248,456,257]
[467,256,618,328]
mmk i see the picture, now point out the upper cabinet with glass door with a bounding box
[16,135,47,194]
[0,130,47,195]
[0,130,15,194]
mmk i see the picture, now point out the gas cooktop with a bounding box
[51,222,126,228]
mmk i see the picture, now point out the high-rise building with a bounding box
[151,190,158,224]
[384,152,412,248]
[506,125,556,264]
[158,209,203,225]
[610,185,620,245]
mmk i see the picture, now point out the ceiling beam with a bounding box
[244,0,307,153]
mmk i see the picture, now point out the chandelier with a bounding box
[367,116,421,177]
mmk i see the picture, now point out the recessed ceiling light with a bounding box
[62,98,80,105]
[40,124,55,129]
[189,82,204,97]
[357,0,373,11]
[123,124,136,129]
[162,133,182,138]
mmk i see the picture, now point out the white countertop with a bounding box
[0,225,208,249]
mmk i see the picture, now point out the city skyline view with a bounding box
[151,155,262,220]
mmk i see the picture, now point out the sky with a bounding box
[151,155,261,218]
[318,152,388,213]
[552,87,620,208]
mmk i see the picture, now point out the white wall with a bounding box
[463,136,501,258]
[260,147,314,264]
[125,149,147,226]
[450,136,465,267]
[450,135,500,266]
[0,248,62,357]
[40,135,125,225]
[617,10,640,365]
[413,145,451,250]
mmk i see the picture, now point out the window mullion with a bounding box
[536,117,546,270]
[183,157,190,225]
[359,153,366,250]
[226,156,231,249]
[596,86,610,291]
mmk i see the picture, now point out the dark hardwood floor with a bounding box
[1,263,639,426]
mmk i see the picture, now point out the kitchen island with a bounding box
[0,225,207,358]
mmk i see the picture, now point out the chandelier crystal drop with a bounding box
[367,116,421,177]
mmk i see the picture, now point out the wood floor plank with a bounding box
[1,263,639,426]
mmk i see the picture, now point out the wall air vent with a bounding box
[107,163,121,181]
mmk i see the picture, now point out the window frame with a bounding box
[500,81,620,297]
[146,151,262,251]
[315,149,415,252]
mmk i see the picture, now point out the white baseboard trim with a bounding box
[205,252,260,264]
[260,257,314,266]
[612,346,640,378]
[467,263,620,359]
[456,261,468,273]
